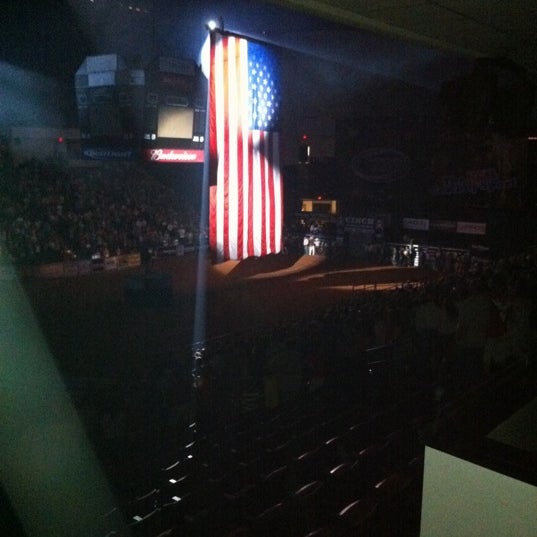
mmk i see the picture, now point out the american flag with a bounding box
[209,31,283,261]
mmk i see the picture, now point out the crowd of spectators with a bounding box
[0,158,204,265]
[0,157,492,277]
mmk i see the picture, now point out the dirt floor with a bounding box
[17,252,433,375]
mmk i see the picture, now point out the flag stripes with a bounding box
[209,32,282,261]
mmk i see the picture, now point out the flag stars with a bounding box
[248,49,280,130]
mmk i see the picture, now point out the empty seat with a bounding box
[334,498,378,537]
[373,471,414,535]
[322,462,364,515]
[225,525,252,537]
[125,488,160,520]
[159,473,193,507]
[181,505,226,537]
[343,419,376,454]
[127,507,161,537]
[160,456,197,482]
[318,415,348,441]
[295,427,323,455]
[236,454,263,486]
[384,424,421,471]
[263,437,296,473]
[374,471,411,503]
[159,493,193,530]
[320,435,347,470]
[303,525,336,537]
[250,500,295,537]
[292,447,323,488]
[293,480,325,535]
[160,460,187,485]
[259,464,291,508]
[224,481,262,527]
[153,527,181,537]
[354,441,390,490]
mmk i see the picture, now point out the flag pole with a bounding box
[190,29,212,402]
[207,20,281,50]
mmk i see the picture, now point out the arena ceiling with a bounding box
[268,0,537,80]
[4,1,537,126]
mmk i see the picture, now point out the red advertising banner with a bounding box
[456,221,487,235]
[143,148,204,163]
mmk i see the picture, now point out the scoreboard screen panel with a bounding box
[157,106,194,139]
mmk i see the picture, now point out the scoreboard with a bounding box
[141,56,206,163]
[75,54,206,163]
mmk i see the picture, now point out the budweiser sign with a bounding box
[145,149,204,163]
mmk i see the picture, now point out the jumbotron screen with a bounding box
[157,106,194,139]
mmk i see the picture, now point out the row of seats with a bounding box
[102,457,423,537]
[97,380,432,536]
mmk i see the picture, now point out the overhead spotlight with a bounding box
[205,17,223,31]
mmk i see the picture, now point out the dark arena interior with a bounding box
[2,1,537,537]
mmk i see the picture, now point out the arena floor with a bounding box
[18,252,432,375]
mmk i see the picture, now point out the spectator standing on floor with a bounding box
[413,288,441,376]
[483,287,510,375]
[506,277,533,365]
[436,295,459,380]
[454,279,491,386]
[307,235,316,256]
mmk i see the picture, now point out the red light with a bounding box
[57,136,64,143]
[317,196,322,200]
[301,134,308,141]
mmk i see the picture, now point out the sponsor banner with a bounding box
[344,216,375,230]
[104,257,119,271]
[159,247,178,257]
[456,221,487,235]
[117,255,130,269]
[431,170,518,197]
[91,257,104,271]
[430,219,457,233]
[351,148,410,183]
[82,147,138,160]
[78,260,91,274]
[37,263,64,278]
[403,217,430,231]
[126,253,141,266]
[423,246,469,258]
[64,261,79,276]
[144,148,204,163]
[470,244,490,261]
[27,248,202,279]
[415,244,465,254]
[157,244,185,257]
